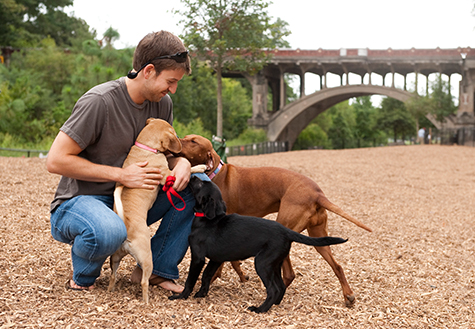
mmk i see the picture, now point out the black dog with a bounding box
[169,177,348,313]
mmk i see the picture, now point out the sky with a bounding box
[67,0,475,51]
[66,0,475,102]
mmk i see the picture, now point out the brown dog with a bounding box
[174,134,372,307]
[107,119,204,303]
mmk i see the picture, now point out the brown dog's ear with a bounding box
[205,151,214,171]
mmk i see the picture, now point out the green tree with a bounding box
[293,123,329,150]
[377,97,415,142]
[100,27,120,49]
[430,75,457,123]
[175,0,290,138]
[353,96,378,147]
[404,93,435,135]
[327,101,355,149]
[170,61,217,126]
[171,62,254,140]
[0,0,94,47]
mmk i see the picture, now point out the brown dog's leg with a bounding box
[230,261,249,282]
[210,264,224,283]
[281,255,296,287]
[315,245,355,306]
[307,224,355,307]
[211,261,249,283]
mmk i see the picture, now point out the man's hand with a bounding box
[168,157,192,191]
[120,161,162,189]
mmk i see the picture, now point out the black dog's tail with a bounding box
[286,230,347,247]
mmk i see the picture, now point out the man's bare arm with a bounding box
[46,131,162,189]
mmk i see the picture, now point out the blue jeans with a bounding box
[50,173,210,287]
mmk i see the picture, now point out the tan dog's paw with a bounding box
[191,164,207,174]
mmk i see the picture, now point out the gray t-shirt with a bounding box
[50,77,173,212]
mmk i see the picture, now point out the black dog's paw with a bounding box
[193,290,208,298]
[247,306,262,313]
[168,293,188,301]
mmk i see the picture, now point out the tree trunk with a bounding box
[216,63,223,138]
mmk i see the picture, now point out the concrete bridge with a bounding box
[235,47,475,147]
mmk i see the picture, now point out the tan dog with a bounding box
[174,134,372,307]
[107,119,204,303]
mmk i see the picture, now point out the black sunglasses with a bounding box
[127,51,189,79]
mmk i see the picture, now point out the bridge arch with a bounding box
[266,85,413,148]
[244,48,475,148]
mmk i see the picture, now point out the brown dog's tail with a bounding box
[317,195,372,232]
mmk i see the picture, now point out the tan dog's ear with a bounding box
[159,133,182,153]
[167,134,182,153]
[146,118,154,125]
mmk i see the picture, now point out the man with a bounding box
[418,127,426,144]
[47,31,205,293]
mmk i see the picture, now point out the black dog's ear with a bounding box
[202,193,226,220]
[203,197,217,219]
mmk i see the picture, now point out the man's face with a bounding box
[144,68,185,103]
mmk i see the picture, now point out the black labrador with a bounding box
[169,176,348,313]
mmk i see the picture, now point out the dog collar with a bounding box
[208,160,224,180]
[135,141,157,153]
[195,212,205,217]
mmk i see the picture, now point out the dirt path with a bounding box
[0,145,474,328]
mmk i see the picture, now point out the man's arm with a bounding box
[46,131,162,190]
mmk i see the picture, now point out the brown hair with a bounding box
[133,31,191,75]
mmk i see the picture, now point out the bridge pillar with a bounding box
[246,72,270,128]
[280,69,285,109]
[457,66,475,125]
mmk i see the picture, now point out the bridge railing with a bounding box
[226,141,289,157]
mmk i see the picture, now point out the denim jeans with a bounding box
[50,172,210,287]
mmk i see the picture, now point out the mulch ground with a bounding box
[0,145,474,328]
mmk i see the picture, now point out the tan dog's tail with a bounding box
[114,185,125,220]
[317,196,372,232]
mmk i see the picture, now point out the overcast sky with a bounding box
[67,0,475,50]
[66,0,475,102]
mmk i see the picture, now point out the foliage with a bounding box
[172,65,253,140]
[0,35,133,143]
[293,123,330,150]
[353,96,378,147]
[404,93,435,132]
[0,0,94,47]
[430,75,457,122]
[173,118,212,140]
[377,97,416,141]
[175,0,290,137]
[170,61,217,126]
[226,127,267,146]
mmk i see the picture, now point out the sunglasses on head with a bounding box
[127,51,189,79]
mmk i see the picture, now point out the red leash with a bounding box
[162,176,186,211]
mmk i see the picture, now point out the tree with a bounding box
[377,97,415,142]
[175,0,290,138]
[327,101,355,149]
[353,96,377,147]
[0,0,94,47]
[100,27,120,49]
[404,93,435,134]
[430,75,457,123]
